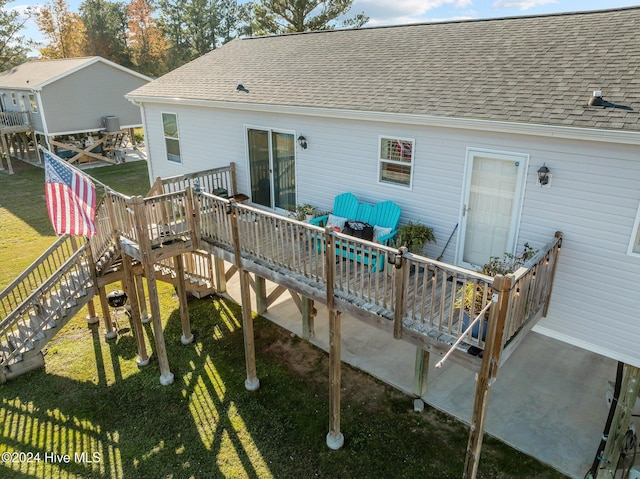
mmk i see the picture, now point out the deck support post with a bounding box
[98,286,116,340]
[122,253,149,367]
[173,254,193,346]
[135,274,151,323]
[131,196,173,386]
[1,134,14,174]
[214,257,227,293]
[413,348,430,397]
[229,200,260,391]
[175,254,194,345]
[302,297,315,340]
[325,226,344,449]
[463,274,512,479]
[597,364,640,478]
[86,300,99,325]
[393,247,408,339]
[255,274,268,314]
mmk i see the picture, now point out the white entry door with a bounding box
[457,149,529,269]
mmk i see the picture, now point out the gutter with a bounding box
[125,94,640,147]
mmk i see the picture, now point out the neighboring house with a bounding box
[127,6,640,384]
[0,56,151,164]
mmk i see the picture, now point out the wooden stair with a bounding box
[0,239,95,383]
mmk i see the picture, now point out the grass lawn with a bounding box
[0,160,568,478]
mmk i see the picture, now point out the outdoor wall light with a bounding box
[297,135,308,149]
[537,163,551,187]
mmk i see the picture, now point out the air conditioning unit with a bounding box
[628,466,640,479]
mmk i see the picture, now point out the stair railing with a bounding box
[0,235,81,318]
[0,243,93,368]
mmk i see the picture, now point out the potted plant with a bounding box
[397,221,435,254]
[288,204,317,221]
[454,244,538,341]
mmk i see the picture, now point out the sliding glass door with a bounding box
[247,128,296,210]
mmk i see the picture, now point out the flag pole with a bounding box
[39,145,111,191]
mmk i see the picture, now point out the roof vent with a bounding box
[588,90,603,106]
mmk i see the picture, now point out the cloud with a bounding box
[354,0,473,23]
[492,0,557,10]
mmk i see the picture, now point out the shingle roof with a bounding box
[0,56,151,90]
[129,7,640,132]
[0,57,99,89]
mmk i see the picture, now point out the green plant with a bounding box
[397,221,435,254]
[287,203,317,221]
[455,244,538,316]
[480,243,537,276]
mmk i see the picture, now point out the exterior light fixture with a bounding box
[537,163,551,187]
[297,135,308,149]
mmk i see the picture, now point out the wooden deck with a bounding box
[87,166,560,372]
[0,163,562,479]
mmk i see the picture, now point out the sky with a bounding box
[7,0,640,54]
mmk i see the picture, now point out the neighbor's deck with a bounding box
[91,165,561,373]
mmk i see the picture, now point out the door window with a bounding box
[247,128,296,210]
[458,149,528,269]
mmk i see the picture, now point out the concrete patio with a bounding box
[222,272,620,479]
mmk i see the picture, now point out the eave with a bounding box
[126,95,640,146]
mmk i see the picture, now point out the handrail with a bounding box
[0,235,81,318]
[159,164,236,197]
[0,245,93,367]
[0,243,91,337]
[0,111,31,131]
[503,233,562,347]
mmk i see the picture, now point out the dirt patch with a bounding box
[260,327,410,413]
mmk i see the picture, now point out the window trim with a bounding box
[11,92,17,106]
[28,94,38,113]
[627,200,640,257]
[377,135,415,190]
[161,111,182,164]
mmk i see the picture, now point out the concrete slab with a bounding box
[222,270,617,479]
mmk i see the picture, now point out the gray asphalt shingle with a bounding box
[129,7,640,132]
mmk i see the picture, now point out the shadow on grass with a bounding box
[0,296,567,479]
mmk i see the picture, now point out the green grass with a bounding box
[0,161,568,478]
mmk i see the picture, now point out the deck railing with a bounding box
[0,235,81,318]
[399,254,494,348]
[0,243,92,368]
[157,164,236,197]
[143,190,191,249]
[0,111,32,132]
[504,233,562,348]
[87,178,560,357]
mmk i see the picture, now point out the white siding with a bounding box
[141,101,640,367]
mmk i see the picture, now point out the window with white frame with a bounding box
[28,94,38,113]
[11,93,17,106]
[162,112,181,163]
[378,136,414,187]
[628,201,640,257]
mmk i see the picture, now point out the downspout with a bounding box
[32,88,51,154]
[127,97,154,185]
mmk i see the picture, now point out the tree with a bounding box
[156,0,191,69]
[0,1,35,70]
[36,0,86,59]
[157,0,242,69]
[252,0,368,35]
[127,0,168,76]
[80,0,130,66]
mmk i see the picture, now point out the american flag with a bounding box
[44,150,97,236]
